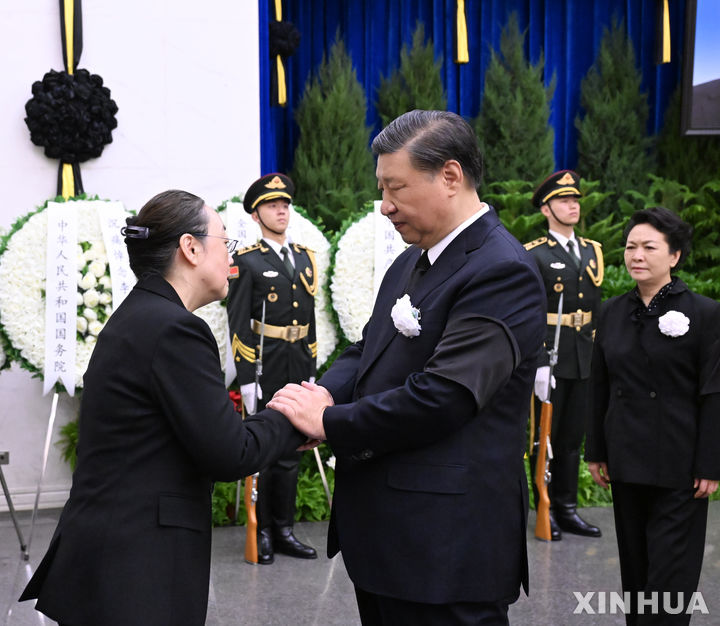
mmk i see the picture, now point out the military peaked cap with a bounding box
[243,173,295,213]
[532,170,582,207]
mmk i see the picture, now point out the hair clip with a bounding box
[121,225,150,239]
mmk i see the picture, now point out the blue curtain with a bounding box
[260,0,685,176]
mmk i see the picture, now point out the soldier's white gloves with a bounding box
[240,383,262,415]
[534,366,556,402]
[309,376,316,384]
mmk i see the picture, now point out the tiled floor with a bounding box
[2,504,719,625]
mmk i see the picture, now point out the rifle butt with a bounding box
[244,474,258,564]
[534,401,553,542]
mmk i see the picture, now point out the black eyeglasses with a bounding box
[190,234,239,254]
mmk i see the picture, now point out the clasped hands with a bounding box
[267,381,334,450]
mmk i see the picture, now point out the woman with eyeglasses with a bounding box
[20,190,304,626]
[586,207,720,624]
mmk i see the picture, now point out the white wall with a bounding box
[0,0,261,510]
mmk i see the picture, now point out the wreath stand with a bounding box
[22,392,60,560]
[0,450,28,559]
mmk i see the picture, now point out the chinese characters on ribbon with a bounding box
[98,202,136,311]
[373,200,408,298]
[43,203,78,395]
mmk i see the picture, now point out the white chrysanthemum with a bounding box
[99,291,112,305]
[79,272,97,290]
[87,242,106,260]
[98,275,112,289]
[77,316,88,334]
[76,291,84,307]
[658,310,690,337]
[83,289,100,308]
[193,302,230,373]
[330,212,377,343]
[88,320,104,336]
[88,260,106,278]
[83,307,97,322]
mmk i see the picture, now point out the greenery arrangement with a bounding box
[291,33,377,235]
[376,22,447,128]
[575,19,653,217]
[474,12,555,187]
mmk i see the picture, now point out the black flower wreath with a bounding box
[24,68,118,163]
[269,21,301,59]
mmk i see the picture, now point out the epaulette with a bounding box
[523,236,547,251]
[235,242,264,256]
[292,242,316,254]
[579,237,603,248]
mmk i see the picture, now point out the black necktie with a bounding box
[567,239,580,269]
[280,246,294,278]
[406,251,430,293]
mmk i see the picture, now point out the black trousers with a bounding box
[354,586,511,626]
[256,450,302,530]
[611,482,708,625]
[531,376,588,509]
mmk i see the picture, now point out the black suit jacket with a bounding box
[20,274,303,625]
[586,279,720,488]
[319,209,546,604]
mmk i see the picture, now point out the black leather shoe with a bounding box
[549,511,562,541]
[258,528,274,564]
[555,508,602,537]
[273,526,317,559]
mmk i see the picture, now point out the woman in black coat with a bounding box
[20,190,304,625]
[586,207,720,624]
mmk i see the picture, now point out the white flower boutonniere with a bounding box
[391,294,421,337]
[658,310,690,337]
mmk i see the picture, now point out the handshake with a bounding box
[243,380,334,446]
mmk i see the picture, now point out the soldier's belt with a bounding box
[547,310,592,329]
[251,319,309,343]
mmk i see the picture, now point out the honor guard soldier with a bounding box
[227,173,319,563]
[525,169,603,541]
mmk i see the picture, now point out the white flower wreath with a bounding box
[330,211,377,343]
[0,199,231,390]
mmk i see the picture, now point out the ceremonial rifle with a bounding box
[243,301,265,564]
[243,469,259,564]
[534,292,563,541]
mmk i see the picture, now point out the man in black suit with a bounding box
[227,173,318,563]
[269,110,546,625]
[524,170,603,540]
